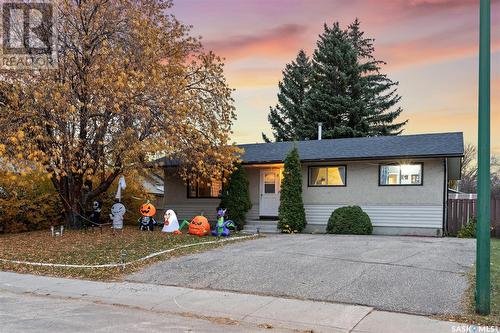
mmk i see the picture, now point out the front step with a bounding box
[243,220,279,234]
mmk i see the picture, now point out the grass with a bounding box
[0,227,256,281]
[441,238,499,326]
[492,239,500,324]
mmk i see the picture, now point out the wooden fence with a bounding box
[447,197,500,238]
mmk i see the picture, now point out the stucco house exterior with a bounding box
[155,132,464,236]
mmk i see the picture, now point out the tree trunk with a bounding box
[63,203,81,229]
[52,174,86,229]
[51,168,121,229]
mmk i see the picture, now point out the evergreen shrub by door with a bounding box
[278,147,307,233]
[219,165,252,230]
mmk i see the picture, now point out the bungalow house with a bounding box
[155,132,464,236]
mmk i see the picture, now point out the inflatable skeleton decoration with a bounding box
[89,200,102,226]
[110,201,126,229]
[138,202,157,231]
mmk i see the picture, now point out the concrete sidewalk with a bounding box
[0,271,465,333]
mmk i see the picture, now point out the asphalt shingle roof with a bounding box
[157,132,464,166]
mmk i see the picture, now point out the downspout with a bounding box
[442,158,448,237]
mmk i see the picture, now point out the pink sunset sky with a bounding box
[171,0,500,153]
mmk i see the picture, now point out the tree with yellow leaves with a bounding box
[0,171,64,233]
[0,0,239,228]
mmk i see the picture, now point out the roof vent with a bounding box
[318,123,323,140]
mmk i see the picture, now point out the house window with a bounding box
[264,173,276,193]
[188,179,222,198]
[308,166,346,187]
[379,163,423,186]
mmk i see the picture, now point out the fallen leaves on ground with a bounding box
[0,227,255,281]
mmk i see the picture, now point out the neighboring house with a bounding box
[141,171,164,197]
[155,132,464,236]
[141,171,165,219]
[448,188,477,200]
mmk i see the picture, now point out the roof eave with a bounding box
[241,153,464,165]
[158,153,464,168]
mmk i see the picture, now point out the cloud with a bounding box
[409,0,499,7]
[379,22,500,69]
[170,0,500,151]
[408,0,476,8]
[404,111,499,154]
[400,0,500,14]
[352,0,500,68]
[227,68,282,88]
[203,24,307,61]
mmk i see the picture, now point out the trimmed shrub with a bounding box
[326,206,372,235]
[457,217,476,238]
[219,165,252,230]
[278,146,306,233]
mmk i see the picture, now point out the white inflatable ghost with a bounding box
[162,209,180,233]
[110,202,126,229]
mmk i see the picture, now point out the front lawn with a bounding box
[0,227,255,280]
[487,238,500,324]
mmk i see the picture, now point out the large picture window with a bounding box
[308,166,346,187]
[187,179,222,198]
[379,163,423,186]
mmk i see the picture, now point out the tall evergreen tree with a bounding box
[278,146,307,233]
[219,165,252,230]
[265,20,406,141]
[264,50,312,142]
[302,22,366,139]
[347,19,407,136]
[347,18,375,59]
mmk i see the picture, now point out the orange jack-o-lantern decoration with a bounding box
[140,202,156,217]
[188,216,210,236]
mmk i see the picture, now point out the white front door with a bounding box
[259,169,281,217]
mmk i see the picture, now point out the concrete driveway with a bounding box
[127,234,476,316]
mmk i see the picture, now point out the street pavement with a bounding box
[0,271,470,333]
[128,234,476,315]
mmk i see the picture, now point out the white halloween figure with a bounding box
[110,202,126,229]
[162,209,181,234]
[115,176,126,201]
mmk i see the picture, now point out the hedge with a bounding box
[326,206,372,235]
